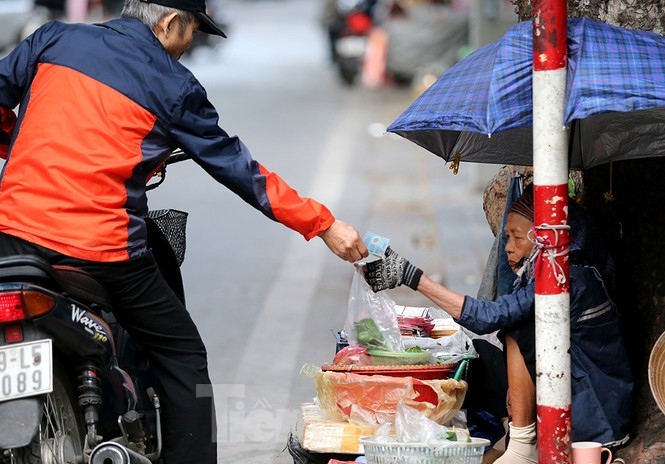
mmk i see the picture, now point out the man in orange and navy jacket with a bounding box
[0,0,368,461]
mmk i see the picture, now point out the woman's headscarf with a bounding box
[507,184,615,291]
[508,184,534,223]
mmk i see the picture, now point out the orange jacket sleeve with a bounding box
[258,164,335,240]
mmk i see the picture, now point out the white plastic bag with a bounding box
[394,402,470,444]
[344,266,403,352]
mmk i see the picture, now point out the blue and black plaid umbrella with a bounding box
[387,17,665,170]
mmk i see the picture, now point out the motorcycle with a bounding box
[323,0,377,85]
[0,151,190,464]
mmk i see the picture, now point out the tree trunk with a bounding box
[507,1,665,461]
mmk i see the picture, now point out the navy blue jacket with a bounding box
[0,18,333,262]
[458,264,633,445]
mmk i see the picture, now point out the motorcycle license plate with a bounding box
[336,36,368,58]
[0,340,53,402]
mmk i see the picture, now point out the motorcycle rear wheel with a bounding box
[338,60,359,86]
[11,362,85,464]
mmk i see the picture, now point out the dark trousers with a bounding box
[0,232,216,464]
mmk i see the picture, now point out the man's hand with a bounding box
[364,247,423,292]
[318,220,369,263]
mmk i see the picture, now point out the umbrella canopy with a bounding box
[387,17,665,170]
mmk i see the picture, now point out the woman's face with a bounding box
[504,212,535,272]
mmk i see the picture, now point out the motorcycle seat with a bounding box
[0,255,112,311]
[52,265,113,311]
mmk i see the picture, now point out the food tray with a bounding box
[361,438,490,464]
[321,363,458,380]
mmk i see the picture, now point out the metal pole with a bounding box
[532,0,571,462]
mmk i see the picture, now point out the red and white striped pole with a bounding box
[532,0,571,462]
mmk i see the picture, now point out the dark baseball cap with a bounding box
[141,0,227,37]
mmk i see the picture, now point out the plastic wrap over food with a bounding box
[344,267,403,352]
[392,402,470,445]
[332,345,372,366]
[313,370,467,427]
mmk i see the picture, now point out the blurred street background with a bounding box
[166,1,511,461]
[2,0,518,462]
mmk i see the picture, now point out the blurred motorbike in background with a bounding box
[321,0,378,86]
[320,0,470,89]
[1,0,232,58]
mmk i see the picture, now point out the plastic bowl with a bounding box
[367,349,433,366]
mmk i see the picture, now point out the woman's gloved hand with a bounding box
[364,247,423,292]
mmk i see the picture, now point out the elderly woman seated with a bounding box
[364,185,633,464]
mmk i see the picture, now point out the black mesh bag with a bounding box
[147,209,188,266]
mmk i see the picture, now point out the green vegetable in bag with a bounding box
[405,346,423,353]
[354,318,392,351]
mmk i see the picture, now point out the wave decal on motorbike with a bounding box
[71,304,109,340]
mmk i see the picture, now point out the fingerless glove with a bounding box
[364,247,423,292]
